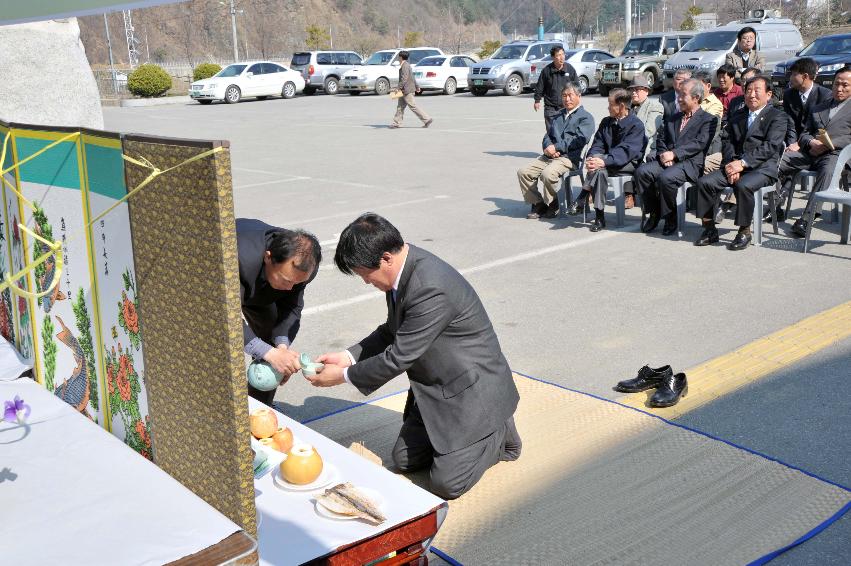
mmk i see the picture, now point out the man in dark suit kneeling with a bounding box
[633,78,716,236]
[694,76,787,250]
[308,214,522,500]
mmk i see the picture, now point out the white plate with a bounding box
[272,462,338,492]
[314,487,385,521]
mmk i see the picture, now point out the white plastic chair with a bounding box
[803,145,851,252]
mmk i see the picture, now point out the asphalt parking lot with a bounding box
[103,89,851,563]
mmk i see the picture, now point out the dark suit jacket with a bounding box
[347,244,519,455]
[236,218,318,349]
[588,113,647,168]
[722,104,787,178]
[660,90,678,122]
[801,98,851,153]
[656,107,717,178]
[783,84,833,138]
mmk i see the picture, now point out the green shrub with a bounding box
[127,64,172,97]
[193,63,221,82]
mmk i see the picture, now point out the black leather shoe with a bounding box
[662,218,678,236]
[763,206,786,223]
[694,226,719,246]
[790,218,807,238]
[649,372,688,407]
[567,197,587,216]
[714,204,727,225]
[590,218,605,232]
[727,231,751,251]
[542,201,560,218]
[614,365,673,393]
[642,213,660,233]
[526,202,547,219]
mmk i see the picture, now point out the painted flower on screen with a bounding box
[3,395,31,424]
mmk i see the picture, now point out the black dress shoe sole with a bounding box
[614,383,660,393]
[648,384,688,407]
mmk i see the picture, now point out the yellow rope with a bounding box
[0,129,224,298]
[2,225,63,300]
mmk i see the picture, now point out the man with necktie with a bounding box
[308,214,522,500]
[782,57,833,141]
[633,78,717,236]
[778,66,851,237]
[693,76,788,250]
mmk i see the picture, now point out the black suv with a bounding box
[771,33,851,98]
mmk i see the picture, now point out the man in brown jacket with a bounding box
[391,51,433,129]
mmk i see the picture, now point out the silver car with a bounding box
[290,51,363,95]
[530,49,615,94]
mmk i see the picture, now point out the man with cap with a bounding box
[627,75,663,209]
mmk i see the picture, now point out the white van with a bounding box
[663,11,802,87]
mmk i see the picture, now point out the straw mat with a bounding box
[308,375,851,565]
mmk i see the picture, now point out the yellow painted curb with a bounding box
[619,300,851,418]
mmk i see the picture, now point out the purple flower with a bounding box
[3,395,30,424]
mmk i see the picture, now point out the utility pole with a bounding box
[103,13,118,94]
[625,0,632,38]
[226,0,239,62]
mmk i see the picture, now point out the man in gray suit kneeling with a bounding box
[308,213,521,499]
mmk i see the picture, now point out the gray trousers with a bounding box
[544,105,562,133]
[583,163,635,211]
[392,394,521,500]
[393,93,430,126]
[778,149,840,215]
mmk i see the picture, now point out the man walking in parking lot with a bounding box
[534,45,577,132]
[391,51,433,129]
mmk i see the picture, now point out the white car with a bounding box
[340,47,444,95]
[190,61,305,104]
[413,54,477,94]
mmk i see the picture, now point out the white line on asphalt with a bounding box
[302,224,642,316]
[234,171,381,190]
[237,176,310,189]
[291,195,450,225]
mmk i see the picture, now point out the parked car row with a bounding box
[660,15,802,87]
[190,17,851,105]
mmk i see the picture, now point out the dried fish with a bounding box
[316,482,386,524]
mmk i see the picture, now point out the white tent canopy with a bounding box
[0,1,185,26]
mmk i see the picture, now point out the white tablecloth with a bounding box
[250,398,448,565]
[1,378,244,566]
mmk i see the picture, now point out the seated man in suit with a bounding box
[517,82,595,219]
[626,75,663,209]
[783,57,832,140]
[779,66,851,237]
[661,69,692,122]
[236,218,321,404]
[633,79,717,236]
[694,76,787,250]
[309,214,522,500]
[571,88,646,232]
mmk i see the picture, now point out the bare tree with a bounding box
[547,0,602,48]
[722,0,762,20]
[250,0,279,59]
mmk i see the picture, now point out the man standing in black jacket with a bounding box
[533,45,577,132]
[236,218,321,404]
